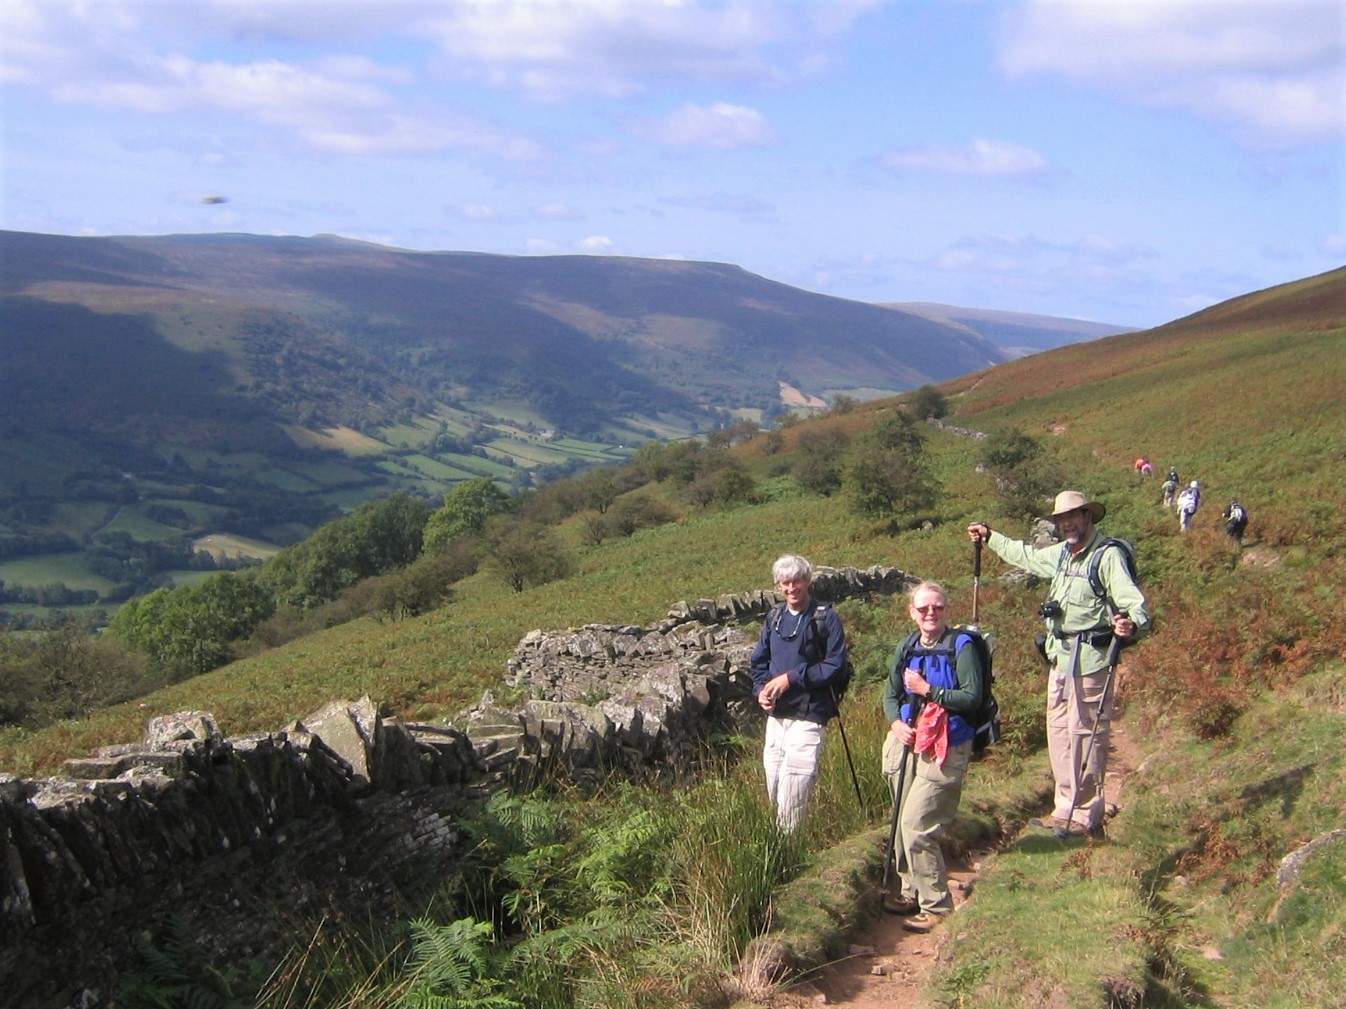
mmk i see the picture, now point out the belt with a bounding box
[1054,629,1114,648]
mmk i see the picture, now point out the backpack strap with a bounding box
[1086,538,1137,617]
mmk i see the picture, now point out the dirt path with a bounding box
[771,722,1144,1007]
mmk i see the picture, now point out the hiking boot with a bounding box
[901,911,943,934]
[883,894,919,915]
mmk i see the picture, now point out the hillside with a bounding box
[3,265,1343,1007]
[886,300,1134,357]
[0,230,1001,618]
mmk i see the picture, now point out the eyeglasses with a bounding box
[913,604,946,614]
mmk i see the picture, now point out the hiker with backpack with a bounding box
[750,554,850,832]
[1177,480,1201,532]
[1223,500,1248,543]
[968,491,1149,836]
[1161,473,1179,510]
[880,581,987,932]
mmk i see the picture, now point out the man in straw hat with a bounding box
[967,491,1149,836]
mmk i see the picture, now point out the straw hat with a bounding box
[1049,490,1106,522]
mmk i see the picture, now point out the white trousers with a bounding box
[763,716,825,832]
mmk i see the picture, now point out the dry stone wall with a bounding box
[0,565,913,1005]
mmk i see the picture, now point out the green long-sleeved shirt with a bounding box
[882,630,985,724]
[987,527,1150,676]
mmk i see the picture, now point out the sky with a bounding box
[1,0,1343,328]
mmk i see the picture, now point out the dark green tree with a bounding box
[423,479,511,554]
[484,519,572,593]
[908,384,949,420]
[980,427,1063,518]
[793,429,850,496]
[846,411,937,525]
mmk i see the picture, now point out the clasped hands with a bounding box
[757,672,792,712]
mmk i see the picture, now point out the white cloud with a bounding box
[663,192,776,220]
[645,102,773,149]
[525,237,559,253]
[577,235,614,253]
[534,202,584,220]
[881,138,1048,176]
[418,0,878,99]
[999,0,1345,144]
[455,203,497,221]
[0,1,543,160]
[1319,233,1346,256]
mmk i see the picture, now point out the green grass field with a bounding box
[0,553,117,593]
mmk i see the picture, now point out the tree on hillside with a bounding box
[263,493,432,608]
[483,518,572,593]
[793,428,851,496]
[980,427,1062,519]
[109,572,273,676]
[909,384,949,420]
[578,469,620,514]
[423,479,511,554]
[845,410,937,526]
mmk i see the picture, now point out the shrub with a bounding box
[845,411,937,525]
[980,427,1063,519]
[793,429,850,496]
[484,518,572,593]
[0,623,154,727]
[908,384,949,420]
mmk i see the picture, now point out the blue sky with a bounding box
[1,0,1342,327]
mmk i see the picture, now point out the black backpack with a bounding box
[894,626,1002,755]
[772,602,854,703]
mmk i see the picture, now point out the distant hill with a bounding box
[0,230,1003,607]
[883,301,1134,357]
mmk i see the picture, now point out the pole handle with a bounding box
[973,538,982,577]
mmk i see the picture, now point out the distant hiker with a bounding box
[881,581,986,932]
[750,554,849,832]
[1177,481,1201,532]
[1133,457,1152,477]
[1168,466,1180,485]
[968,491,1149,836]
[1223,499,1248,543]
[1161,474,1179,510]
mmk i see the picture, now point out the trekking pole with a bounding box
[1054,612,1128,841]
[829,685,866,814]
[971,537,982,628]
[880,695,924,899]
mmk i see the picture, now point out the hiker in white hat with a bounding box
[966,491,1149,836]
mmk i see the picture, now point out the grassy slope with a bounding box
[3,267,1344,1007]
[923,267,1346,1007]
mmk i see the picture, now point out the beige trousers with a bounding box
[1048,666,1114,830]
[883,734,972,913]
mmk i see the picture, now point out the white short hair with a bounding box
[772,554,812,583]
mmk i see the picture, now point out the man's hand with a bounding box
[967,522,990,543]
[758,672,791,711]
[1112,613,1136,639]
[889,719,915,747]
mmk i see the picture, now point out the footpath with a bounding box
[760,721,1142,1008]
